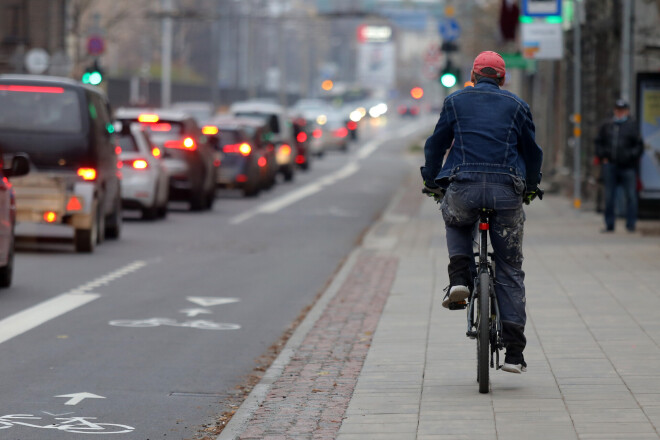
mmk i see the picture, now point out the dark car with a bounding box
[0,153,30,286]
[0,75,121,253]
[291,116,312,171]
[115,108,217,211]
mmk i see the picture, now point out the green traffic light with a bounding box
[440,72,457,88]
[82,72,91,84]
[88,71,103,85]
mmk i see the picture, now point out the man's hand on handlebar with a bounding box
[523,187,544,205]
[422,182,445,203]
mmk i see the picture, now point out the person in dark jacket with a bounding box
[421,51,543,374]
[595,99,644,232]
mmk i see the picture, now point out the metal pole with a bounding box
[573,0,582,209]
[211,0,221,107]
[161,0,173,107]
[620,0,633,103]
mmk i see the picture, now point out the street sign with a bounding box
[24,48,49,74]
[522,0,562,17]
[438,18,461,42]
[501,52,536,70]
[86,35,105,56]
[522,22,563,59]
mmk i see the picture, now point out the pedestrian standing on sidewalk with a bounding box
[594,99,644,233]
[420,51,543,374]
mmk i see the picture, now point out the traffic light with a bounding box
[439,60,460,88]
[82,59,104,85]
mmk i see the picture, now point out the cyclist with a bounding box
[421,51,543,374]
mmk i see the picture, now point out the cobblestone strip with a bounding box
[237,254,398,440]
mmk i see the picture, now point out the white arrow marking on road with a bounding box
[186,297,240,307]
[55,392,106,406]
[179,308,213,317]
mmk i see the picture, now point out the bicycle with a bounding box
[423,185,543,394]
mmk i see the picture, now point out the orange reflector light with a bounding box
[295,155,306,164]
[239,143,252,156]
[43,211,57,223]
[280,144,292,155]
[202,125,219,135]
[236,174,248,183]
[410,86,424,100]
[258,157,267,167]
[312,129,322,139]
[77,168,97,181]
[132,159,148,169]
[67,196,82,211]
[152,147,162,157]
[138,113,159,123]
[297,132,308,143]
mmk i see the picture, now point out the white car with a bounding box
[115,122,169,219]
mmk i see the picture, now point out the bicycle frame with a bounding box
[466,209,504,370]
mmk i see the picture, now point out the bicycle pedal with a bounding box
[448,301,467,310]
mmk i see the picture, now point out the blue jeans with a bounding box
[603,163,637,231]
[440,173,527,356]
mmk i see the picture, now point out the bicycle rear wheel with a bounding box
[477,271,490,393]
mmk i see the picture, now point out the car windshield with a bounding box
[117,134,139,152]
[0,86,83,133]
[217,129,240,147]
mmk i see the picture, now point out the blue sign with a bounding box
[522,0,561,17]
[438,18,461,42]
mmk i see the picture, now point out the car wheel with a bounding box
[75,200,98,253]
[96,199,106,244]
[190,190,205,211]
[0,232,15,288]
[205,184,216,210]
[105,196,122,239]
[283,165,294,182]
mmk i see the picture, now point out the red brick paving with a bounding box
[238,254,398,440]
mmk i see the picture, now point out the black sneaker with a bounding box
[502,354,527,374]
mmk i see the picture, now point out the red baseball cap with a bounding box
[472,51,506,79]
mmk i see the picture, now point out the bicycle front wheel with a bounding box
[477,271,490,393]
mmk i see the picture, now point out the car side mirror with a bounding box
[5,155,30,178]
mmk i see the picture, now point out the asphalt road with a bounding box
[0,115,432,439]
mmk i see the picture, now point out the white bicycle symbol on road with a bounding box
[0,414,134,434]
[109,318,241,330]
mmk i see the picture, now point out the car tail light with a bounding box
[347,121,358,130]
[214,159,221,167]
[138,113,159,123]
[152,147,162,157]
[295,155,306,165]
[165,138,197,151]
[115,146,122,154]
[202,125,219,135]
[280,144,292,155]
[236,174,248,183]
[67,196,82,211]
[148,123,172,132]
[297,132,308,143]
[398,105,407,114]
[0,85,64,94]
[239,143,252,156]
[43,211,57,223]
[77,167,97,181]
[132,159,149,169]
[312,129,322,139]
[258,157,267,167]
[411,106,420,115]
[333,127,348,138]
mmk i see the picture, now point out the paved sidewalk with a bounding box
[219,165,660,440]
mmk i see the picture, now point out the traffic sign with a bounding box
[522,0,561,17]
[86,35,105,56]
[438,18,461,42]
[24,48,49,74]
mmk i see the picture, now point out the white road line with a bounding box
[0,260,147,346]
[229,118,433,225]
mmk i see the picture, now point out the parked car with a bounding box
[0,75,122,253]
[115,108,217,211]
[115,121,169,219]
[203,116,265,197]
[0,154,30,286]
[230,100,296,181]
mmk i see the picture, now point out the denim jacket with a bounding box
[421,78,543,190]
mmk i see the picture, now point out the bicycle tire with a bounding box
[477,271,490,394]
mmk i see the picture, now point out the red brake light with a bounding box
[236,174,248,183]
[132,159,148,169]
[295,155,306,165]
[312,129,322,139]
[0,85,64,94]
[280,144,292,155]
[258,157,267,167]
[333,127,348,138]
[183,137,195,149]
[77,168,97,181]
[147,123,172,132]
[115,146,122,155]
[297,132,308,143]
[202,125,219,135]
[239,143,252,156]
[165,138,197,151]
[347,121,358,130]
[138,114,159,123]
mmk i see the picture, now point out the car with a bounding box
[319,111,350,153]
[115,121,170,219]
[0,154,30,287]
[397,101,421,117]
[0,74,122,253]
[203,116,266,197]
[115,108,217,211]
[230,100,296,181]
[291,116,312,170]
